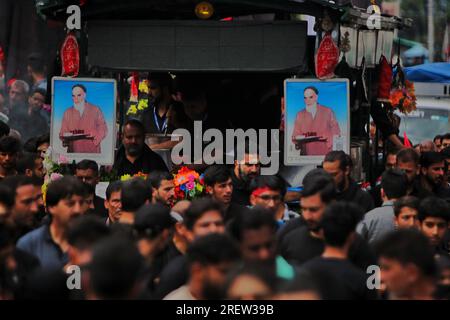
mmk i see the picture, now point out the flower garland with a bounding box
[127,75,150,116]
[120,172,148,181]
[173,166,205,201]
[389,80,417,114]
[42,148,68,205]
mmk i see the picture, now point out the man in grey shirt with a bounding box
[357,169,408,245]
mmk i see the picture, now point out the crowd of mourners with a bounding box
[0,55,449,300]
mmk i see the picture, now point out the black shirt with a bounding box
[230,170,250,206]
[337,180,374,213]
[92,195,108,219]
[113,144,169,177]
[153,255,188,300]
[279,225,376,271]
[302,257,378,300]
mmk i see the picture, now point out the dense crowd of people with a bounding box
[0,55,449,300]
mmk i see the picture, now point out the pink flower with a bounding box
[50,173,64,181]
[186,181,195,191]
[58,155,69,164]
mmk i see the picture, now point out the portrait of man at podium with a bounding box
[51,77,116,165]
[59,84,108,153]
[284,79,349,166]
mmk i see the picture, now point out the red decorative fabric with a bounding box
[377,55,392,102]
[61,32,80,77]
[315,33,339,80]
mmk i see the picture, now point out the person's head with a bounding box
[28,88,46,112]
[230,207,277,262]
[393,196,420,229]
[303,86,319,107]
[72,84,87,107]
[186,233,241,300]
[380,169,408,201]
[224,263,277,300]
[0,121,10,139]
[88,236,146,299]
[82,183,96,215]
[147,171,175,207]
[75,160,99,187]
[249,175,286,213]
[120,178,152,214]
[323,151,351,192]
[434,135,443,150]
[436,255,450,288]
[8,80,29,107]
[122,119,145,157]
[300,170,336,233]
[46,176,88,229]
[0,136,21,172]
[183,198,225,242]
[204,165,233,206]
[376,229,437,299]
[441,133,450,150]
[104,181,122,224]
[174,76,208,120]
[170,200,191,243]
[234,144,261,184]
[133,204,175,260]
[67,215,110,267]
[420,152,445,187]
[396,148,420,184]
[16,152,44,179]
[385,150,398,170]
[420,140,437,153]
[1,175,43,228]
[418,197,450,247]
[36,133,50,158]
[27,53,46,77]
[148,73,172,104]
[320,202,363,249]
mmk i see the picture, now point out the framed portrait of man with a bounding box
[50,77,116,165]
[284,78,350,166]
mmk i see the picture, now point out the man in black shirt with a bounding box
[204,165,247,223]
[75,160,108,219]
[323,151,374,213]
[301,202,377,300]
[147,171,175,208]
[231,149,261,206]
[279,170,376,271]
[113,119,168,177]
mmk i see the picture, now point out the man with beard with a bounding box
[357,169,408,245]
[59,84,107,153]
[231,148,261,206]
[418,197,450,257]
[396,148,421,196]
[322,151,374,213]
[0,136,20,179]
[416,152,450,200]
[279,172,376,270]
[164,233,241,300]
[17,88,49,142]
[204,165,247,223]
[7,80,29,133]
[16,153,45,179]
[17,176,87,270]
[148,171,175,207]
[1,176,44,241]
[75,160,108,219]
[113,119,168,176]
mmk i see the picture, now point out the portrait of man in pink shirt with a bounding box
[291,86,341,156]
[59,84,108,153]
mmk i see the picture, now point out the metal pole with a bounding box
[428,0,434,62]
